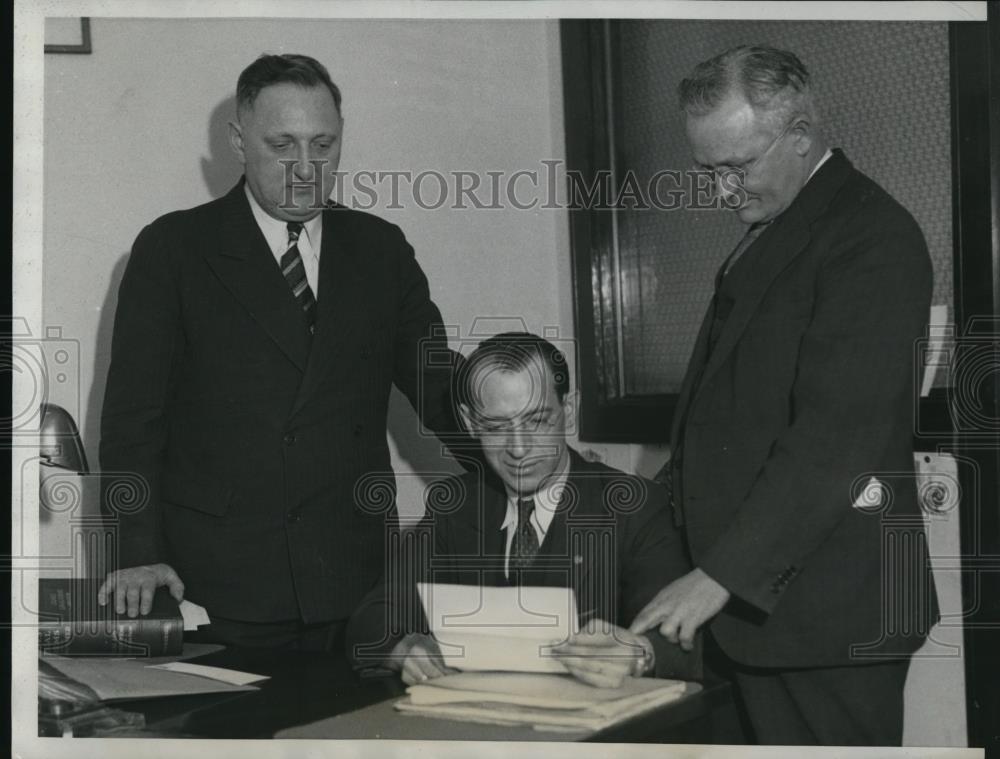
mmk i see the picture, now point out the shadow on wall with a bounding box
[86,97,242,468]
[201,95,243,199]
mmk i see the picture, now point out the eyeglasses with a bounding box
[474,407,564,440]
[698,117,799,197]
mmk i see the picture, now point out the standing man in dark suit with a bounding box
[348,332,700,686]
[630,46,937,745]
[97,54,463,650]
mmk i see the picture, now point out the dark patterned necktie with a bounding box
[716,220,770,288]
[282,222,317,332]
[510,497,540,581]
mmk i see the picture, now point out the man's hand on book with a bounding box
[390,633,459,685]
[552,620,651,689]
[97,564,185,618]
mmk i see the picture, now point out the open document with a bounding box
[417,583,577,673]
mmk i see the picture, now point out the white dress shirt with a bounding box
[501,460,571,580]
[244,184,323,297]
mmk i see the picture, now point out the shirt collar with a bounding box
[806,148,834,183]
[244,182,322,257]
[499,451,572,531]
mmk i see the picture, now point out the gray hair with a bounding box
[678,45,816,131]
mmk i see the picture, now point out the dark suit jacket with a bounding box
[100,180,462,623]
[671,150,938,668]
[347,449,701,680]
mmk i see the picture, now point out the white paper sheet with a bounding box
[417,583,577,673]
[179,599,211,631]
[148,661,269,686]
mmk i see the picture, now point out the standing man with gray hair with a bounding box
[97,54,465,651]
[630,45,938,745]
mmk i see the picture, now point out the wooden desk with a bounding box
[87,646,735,742]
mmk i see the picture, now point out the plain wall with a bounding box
[41,17,650,530]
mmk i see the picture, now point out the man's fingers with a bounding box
[678,618,698,652]
[97,574,115,605]
[401,661,420,685]
[564,661,627,689]
[658,616,681,644]
[125,585,141,618]
[139,584,156,615]
[630,595,674,635]
[403,643,449,682]
[559,655,632,677]
[163,568,185,602]
[628,607,659,635]
[555,643,641,661]
[413,657,442,681]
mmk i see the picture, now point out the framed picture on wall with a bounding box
[44,17,92,54]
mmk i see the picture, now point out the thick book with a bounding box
[38,578,184,657]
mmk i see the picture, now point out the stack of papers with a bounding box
[42,648,268,701]
[395,671,693,732]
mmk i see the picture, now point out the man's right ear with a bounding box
[228,121,246,164]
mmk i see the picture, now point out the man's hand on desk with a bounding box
[551,620,653,689]
[629,568,730,651]
[390,633,459,685]
[97,564,185,618]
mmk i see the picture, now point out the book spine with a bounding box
[39,617,184,657]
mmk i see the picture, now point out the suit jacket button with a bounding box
[284,433,297,445]
[353,424,363,437]
[360,347,370,359]
[287,511,301,523]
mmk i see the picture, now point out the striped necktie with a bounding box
[510,497,540,584]
[282,222,317,333]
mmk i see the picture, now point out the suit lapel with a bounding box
[542,454,602,599]
[670,306,715,445]
[694,150,855,395]
[695,219,810,389]
[205,182,311,372]
[290,204,368,416]
[478,477,510,585]
[461,475,507,585]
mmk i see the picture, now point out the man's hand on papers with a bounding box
[629,568,730,651]
[97,563,185,618]
[551,620,650,689]
[391,633,459,685]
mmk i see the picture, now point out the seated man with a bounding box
[347,332,699,687]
